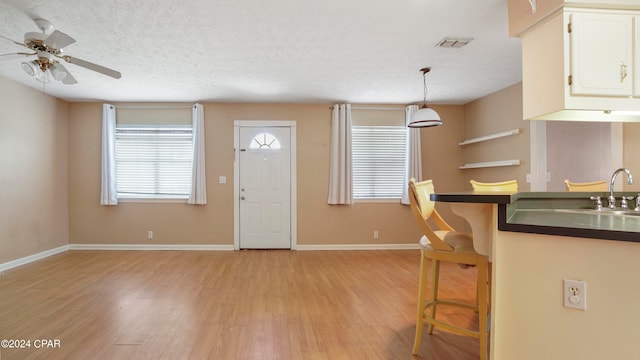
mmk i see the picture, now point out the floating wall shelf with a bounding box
[459,159,521,170]
[458,128,520,146]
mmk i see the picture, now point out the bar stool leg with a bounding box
[428,259,440,334]
[488,261,493,309]
[412,251,429,355]
[478,260,489,360]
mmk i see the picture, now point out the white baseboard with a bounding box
[0,243,416,271]
[68,244,235,251]
[296,244,420,251]
[70,244,417,251]
[0,245,69,272]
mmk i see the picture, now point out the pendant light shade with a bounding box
[408,67,443,128]
[409,106,442,128]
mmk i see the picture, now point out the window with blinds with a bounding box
[115,125,193,199]
[352,125,407,199]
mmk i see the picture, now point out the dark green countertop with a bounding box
[431,191,640,242]
[431,191,516,204]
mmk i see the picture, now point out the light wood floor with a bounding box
[0,250,480,359]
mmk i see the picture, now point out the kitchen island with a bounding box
[432,191,640,360]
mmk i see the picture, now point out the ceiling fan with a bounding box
[0,18,121,85]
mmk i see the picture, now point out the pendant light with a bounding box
[408,67,443,128]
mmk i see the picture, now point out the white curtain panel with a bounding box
[327,104,353,205]
[188,103,207,205]
[100,104,118,205]
[401,105,423,205]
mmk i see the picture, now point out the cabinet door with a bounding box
[570,12,632,97]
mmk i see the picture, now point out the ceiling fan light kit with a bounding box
[20,61,36,76]
[408,67,443,128]
[50,64,68,81]
[35,68,51,83]
[1,18,121,86]
[20,52,67,83]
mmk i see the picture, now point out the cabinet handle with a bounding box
[620,61,628,83]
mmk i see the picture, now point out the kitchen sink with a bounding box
[552,208,640,217]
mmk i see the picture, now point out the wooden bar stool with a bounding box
[564,179,607,191]
[409,178,489,360]
[468,179,519,307]
[470,179,518,192]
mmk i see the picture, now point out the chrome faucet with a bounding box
[608,168,634,209]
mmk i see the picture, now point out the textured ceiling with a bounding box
[0,0,522,105]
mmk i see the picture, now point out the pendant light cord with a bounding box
[422,72,428,107]
[419,67,431,108]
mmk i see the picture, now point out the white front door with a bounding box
[238,126,291,249]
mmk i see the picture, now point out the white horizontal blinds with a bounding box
[352,125,407,199]
[115,125,193,198]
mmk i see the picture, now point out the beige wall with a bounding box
[420,105,467,230]
[461,83,530,191]
[6,74,630,260]
[0,76,504,259]
[69,103,468,247]
[0,77,69,263]
[0,76,525,259]
[494,230,640,359]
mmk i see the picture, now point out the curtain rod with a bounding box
[330,105,407,111]
[352,106,406,111]
[114,105,194,109]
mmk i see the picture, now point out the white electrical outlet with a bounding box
[563,279,587,310]
[147,230,153,239]
[373,230,379,239]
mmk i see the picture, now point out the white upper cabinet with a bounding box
[521,8,640,121]
[570,12,633,97]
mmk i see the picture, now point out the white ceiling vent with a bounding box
[435,37,473,48]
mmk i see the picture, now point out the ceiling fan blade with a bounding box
[44,30,76,49]
[51,63,77,84]
[0,34,26,47]
[62,55,121,79]
[0,52,32,61]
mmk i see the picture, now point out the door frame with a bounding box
[233,120,297,250]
